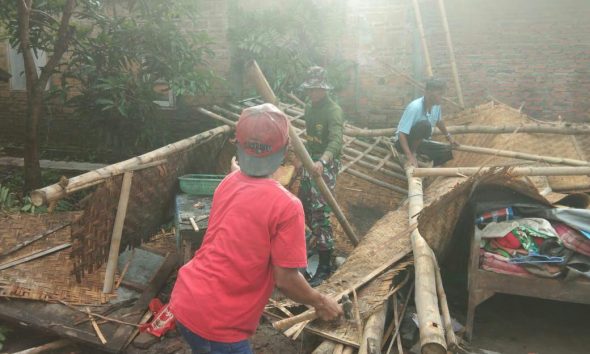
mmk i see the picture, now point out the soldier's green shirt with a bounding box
[304,96,344,160]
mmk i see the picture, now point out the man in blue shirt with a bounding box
[394,78,458,167]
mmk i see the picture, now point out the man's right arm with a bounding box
[273,266,342,321]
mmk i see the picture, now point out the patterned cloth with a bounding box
[298,159,341,252]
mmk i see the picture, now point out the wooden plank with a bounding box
[103,171,134,294]
[0,243,71,270]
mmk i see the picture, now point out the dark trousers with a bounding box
[395,121,453,166]
[177,322,253,354]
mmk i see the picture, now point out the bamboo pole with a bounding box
[30,125,231,206]
[341,153,407,181]
[455,144,590,166]
[437,0,465,108]
[345,168,408,194]
[343,123,590,138]
[406,167,447,354]
[411,0,433,77]
[313,341,338,354]
[358,304,387,354]
[341,138,382,173]
[12,339,72,354]
[246,60,359,246]
[377,59,463,109]
[103,171,134,294]
[433,253,458,351]
[412,166,590,177]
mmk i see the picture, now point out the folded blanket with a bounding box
[480,250,531,277]
[553,223,590,257]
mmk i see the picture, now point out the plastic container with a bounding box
[178,174,224,195]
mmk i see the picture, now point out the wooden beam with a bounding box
[412,166,590,177]
[246,60,360,246]
[437,0,465,108]
[433,253,458,351]
[454,144,589,166]
[31,125,231,206]
[103,171,134,294]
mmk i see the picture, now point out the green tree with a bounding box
[0,0,79,191]
[228,0,355,97]
[0,0,215,189]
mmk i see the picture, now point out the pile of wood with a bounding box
[194,61,590,354]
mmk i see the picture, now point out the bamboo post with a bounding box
[437,0,465,108]
[31,125,230,206]
[406,167,447,354]
[455,144,589,166]
[433,253,458,351]
[411,0,433,77]
[378,59,462,109]
[103,171,134,294]
[412,166,590,177]
[246,60,359,246]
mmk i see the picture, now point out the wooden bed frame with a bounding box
[465,227,590,340]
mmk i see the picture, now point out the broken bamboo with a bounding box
[31,125,231,206]
[437,0,465,108]
[103,171,134,294]
[0,222,69,257]
[341,138,382,173]
[406,167,447,354]
[412,166,590,177]
[246,60,359,246]
[0,243,72,270]
[455,144,590,166]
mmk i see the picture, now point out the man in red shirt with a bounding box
[170,103,342,354]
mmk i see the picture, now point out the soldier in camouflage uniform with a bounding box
[298,66,344,287]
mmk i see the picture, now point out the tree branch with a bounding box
[17,0,38,92]
[37,0,77,89]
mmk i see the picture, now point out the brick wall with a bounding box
[2,0,589,161]
[419,0,590,122]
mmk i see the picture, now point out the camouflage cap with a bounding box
[300,66,333,90]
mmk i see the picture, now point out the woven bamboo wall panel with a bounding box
[70,133,228,281]
[0,213,112,304]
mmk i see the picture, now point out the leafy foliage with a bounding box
[228,0,355,96]
[59,0,216,157]
[0,1,216,160]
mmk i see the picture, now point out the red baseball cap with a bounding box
[236,103,290,176]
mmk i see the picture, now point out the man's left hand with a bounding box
[447,136,460,148]
[312,161,324,176]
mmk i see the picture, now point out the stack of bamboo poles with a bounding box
[199,99,410,195]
